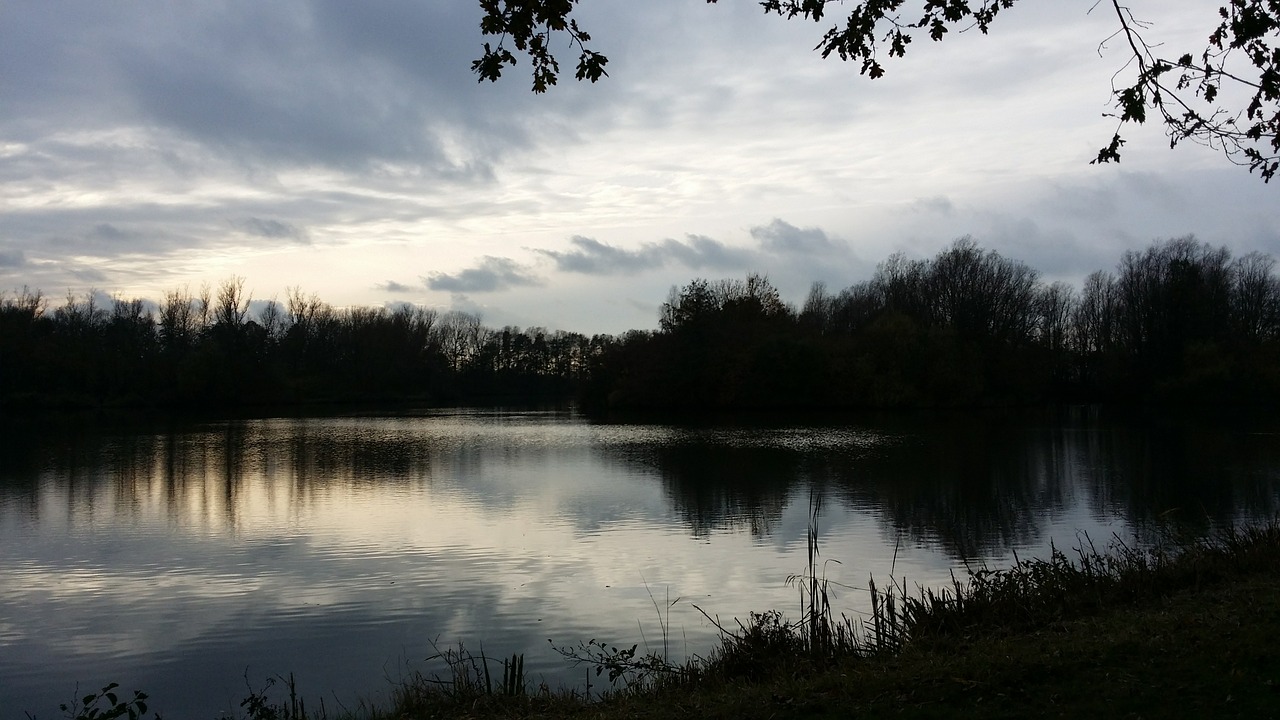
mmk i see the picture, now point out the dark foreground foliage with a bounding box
[32,521,1280,719]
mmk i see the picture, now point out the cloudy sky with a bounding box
[3,1,1278,335]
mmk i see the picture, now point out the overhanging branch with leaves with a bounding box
[473,0,1280,183]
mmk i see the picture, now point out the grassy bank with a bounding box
[47,523,1280,720]
[585,571,1280,719]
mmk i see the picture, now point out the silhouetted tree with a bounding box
[1074,271,1119,356]
[1230,252,1280,342]
[0,287,50,405]
[1036,282,1076,355]
[158,286,200,357]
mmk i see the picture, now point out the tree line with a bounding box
[0,279,601,410]
[3,235,1278,412]
[579,236,1280,410]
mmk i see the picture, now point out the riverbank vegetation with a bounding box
[3,235,1278,412]
[36,521,1280,719]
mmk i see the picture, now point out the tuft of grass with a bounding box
[881,522,1280,650]
[232,673,312,720]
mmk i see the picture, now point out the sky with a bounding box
[3,0,1278,335]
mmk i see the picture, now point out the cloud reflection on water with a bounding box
[0,408,1277,716]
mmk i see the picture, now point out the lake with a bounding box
[2,406,1277,717]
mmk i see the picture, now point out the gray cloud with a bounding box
[749,219,841,254]
[232,217,309,242]
[665,234,757,269]
[426,257,541,293]
[92,223,129,241]
[70,266,109,283]
[0,2,536,182]
[447,293,486,316]
[536,236,663,274]
[379,280,414,293]
[911,196,955,216]
[0,250,25,268]
[537,234,756,276]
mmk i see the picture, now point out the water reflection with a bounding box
[845,409,1280,557]
[0,408,1277,717]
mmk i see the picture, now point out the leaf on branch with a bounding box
[474,0,1279,184]
[1118,85,1147,123]
[1092,133,1126,165]
[575,51,609,82]
[472,43,518,84]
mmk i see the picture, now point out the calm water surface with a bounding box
[1,407,1277,717]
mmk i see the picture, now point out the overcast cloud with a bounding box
[1,1,1277,333]
[231,218,310,242]
[752,219,844,255]
[425,256,541,293]
[378,280,414,294]
[536,234,760,275]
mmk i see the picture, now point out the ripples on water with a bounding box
[0,407,1276,717]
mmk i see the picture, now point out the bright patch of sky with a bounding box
[2,1,1277,334]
